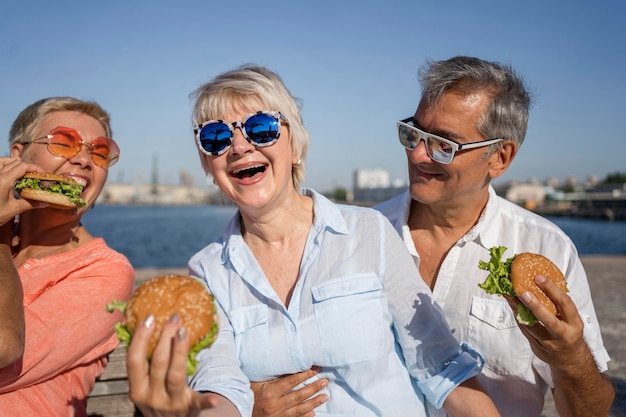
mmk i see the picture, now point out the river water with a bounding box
[81,205,626,268]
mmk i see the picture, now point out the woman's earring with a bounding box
[293,159,301,166]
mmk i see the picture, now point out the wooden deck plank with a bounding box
[87,344,137,417]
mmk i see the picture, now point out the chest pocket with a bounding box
[230,305,273,379]
[468,297,532,375]
[312,274,388,366]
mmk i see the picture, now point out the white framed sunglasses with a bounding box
[397,117,503,164]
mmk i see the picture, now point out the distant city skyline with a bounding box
[109,163,619,194]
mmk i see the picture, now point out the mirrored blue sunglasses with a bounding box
[194,111,288,156]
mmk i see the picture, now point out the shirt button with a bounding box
[24,264,30,269]
[289,324,296,332]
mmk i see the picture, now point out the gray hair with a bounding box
[9,96,112,147]
[190,64,309,190]
[418,56,532,150]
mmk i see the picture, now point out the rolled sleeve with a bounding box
[416,343,484,409]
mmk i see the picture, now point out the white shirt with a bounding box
[187,189,484,416]
[375,186,610,417]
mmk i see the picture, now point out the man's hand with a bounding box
[251,369,328,417]
[516,274,586,364]
[516,275,615,416]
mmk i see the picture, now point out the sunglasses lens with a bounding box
[244,113,281,145]
[48,131,81,159]
[90,138,117,168]
[425,136,454,164]
[398,124,417,150]
[198,122,232,155]
[398,122,456,164]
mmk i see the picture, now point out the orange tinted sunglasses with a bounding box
[29,126,120,168]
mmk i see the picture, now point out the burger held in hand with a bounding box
[478,246,568,325]
[14,172,87,209]
[107,275,219,375]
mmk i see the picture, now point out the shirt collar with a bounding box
[220,187,349,262]
[305,188,350,235]
[465,185,503,250]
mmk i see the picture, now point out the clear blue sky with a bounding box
[2,0,625,192]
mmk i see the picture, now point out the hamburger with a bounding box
[107,275,219,375]
[478,246,568,325]
[14,172,87,209]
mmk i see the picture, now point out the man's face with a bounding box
[406,89,498,208]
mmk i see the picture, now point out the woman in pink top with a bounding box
[0,97,134,416]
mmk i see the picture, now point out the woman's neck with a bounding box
[240,192,314,244]
[11,210,92,263]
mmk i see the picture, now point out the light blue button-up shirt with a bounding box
[188,189,483,417]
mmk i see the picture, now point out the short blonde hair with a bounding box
[9,97,112,147]
[190,64,309,190]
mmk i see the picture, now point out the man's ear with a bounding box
[488,140,517,180]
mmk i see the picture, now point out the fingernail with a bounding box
[535,275,546,284]
[144,314,155,328]
[177,327,187,341]
[170,313,181,323]
[520,291,533,303]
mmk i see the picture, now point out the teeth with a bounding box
[71,177,87,187]
[233,164,264,175]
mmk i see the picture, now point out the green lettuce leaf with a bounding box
[477,246,516,297]
[14,177,87,207]
[478,246,539,326]
[187,319,219,376]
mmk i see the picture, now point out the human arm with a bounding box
[0,221,24,369]
[0,156,45,369]
[442,377,501,417]
[250,370,328,417]
[516,275,614,417]
[127,312,240,417]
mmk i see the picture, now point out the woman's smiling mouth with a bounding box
[231,164,267,179]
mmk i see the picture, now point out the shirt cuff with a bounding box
[416,343,485,409]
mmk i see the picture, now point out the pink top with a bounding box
[0,238,134,416]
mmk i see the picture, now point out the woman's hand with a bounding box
[127,313,240,417]
[0,157,45,226]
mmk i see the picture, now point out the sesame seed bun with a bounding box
[19,188,78,209]
[510,252,568,316]
[124,275,217,356]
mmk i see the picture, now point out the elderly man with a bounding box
[374,55,614,417]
